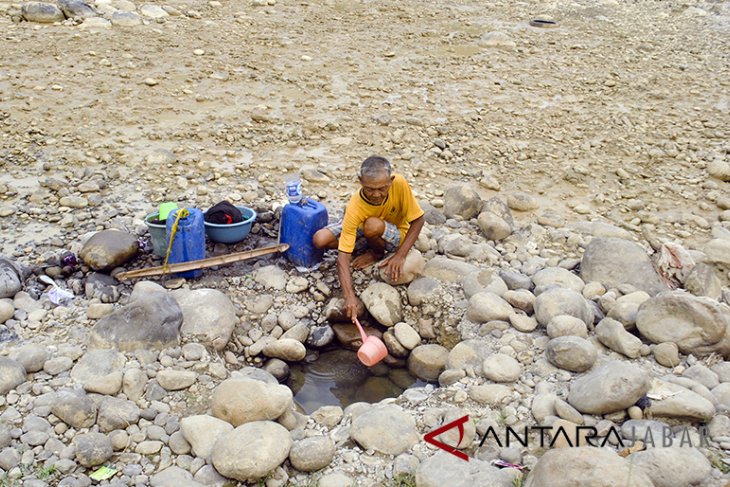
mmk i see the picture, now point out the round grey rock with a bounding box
[0,358,26,394]
[466,292,513,323]
[79,230,139,271]
[533,267,585,293]
[51,390,97,429]
[630,447,711,487]
[524,447,653,487]
[482,354,522,382]
[211,378,292,426]
[546,315,588,338]
[74,432,113,468]
[361,282,402,326]
[580,237,668,296]
[408,344,448,381]
[9,345,48,373]
[21,2,65,23]
[173,288,237,351]
[0,300,14,323]
[211,421,292,482]
[262,339,306,361]
[157,369,197,391]
[463,269,508,299]
[534,287,593,326]
[443,184,481,219]
[636,291,730,355]
[546,336,596,372]
[407,277,442,306]
[180,415,233,461]
[350,404,418,455]
[289,436,335,472]
[653,342,680,368]
[477,211,511,241]
[306,324,335,348]
[568,361,650,415]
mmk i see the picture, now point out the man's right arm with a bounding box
[337,251,359,321]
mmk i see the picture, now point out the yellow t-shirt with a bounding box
[338,174,424,253]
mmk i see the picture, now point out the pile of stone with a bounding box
[7,0,209,28]
[0,177,730,486]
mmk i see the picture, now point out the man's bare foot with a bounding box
[352,250,384,269]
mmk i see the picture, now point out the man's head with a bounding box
[358,156,394,205]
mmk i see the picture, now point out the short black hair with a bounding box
[359,156,392,180]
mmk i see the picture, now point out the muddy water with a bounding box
[287,349,426,414]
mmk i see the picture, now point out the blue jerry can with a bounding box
[165,208,206,279]
[280,199,328,268]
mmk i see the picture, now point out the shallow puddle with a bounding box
[287,348,427,414]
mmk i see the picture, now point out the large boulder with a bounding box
[533,267,585,293]
[703,239,730,266]
[477,211,512,241]
[79,230,139,271]
[462,269,508,298]
[596,317,643,359]
[646,378,715,421]
[636,291,730,357]
[74,433,113,468]
[482,354,522,382]
[416,451,519,487]
[406,277,442,306]
[172,289,237,351]
[89,291,182,351]
[58,0,97,19]
[568,361,649,415]
[466,291,513,323]
[180,415,234,461]
[211,421,292,482]
[534,287,593,326]
[21,2,65,23]
[524,447,653,487]
[360,282,402,327]
[350,404,419,455]
[580,237,668,295]
[96,397,140,432]
[9,344,48,373]
[423,256,478,283]
[262,339,306,361]
[0,358,26,394]
[545,336,596,372]
[253,265,287,290]
[443,183,482,220]
[0,257,23,299]
[211,378,292,426]
[289,436,336,472]
[629,446,711,487]
[51,389,97,429]
[71,349,125,384]
[407,344,448,381]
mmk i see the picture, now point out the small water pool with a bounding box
[287,349,427,414]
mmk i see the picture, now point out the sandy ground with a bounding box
[0,0,728,258]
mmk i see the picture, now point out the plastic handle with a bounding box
[353,317,368,342]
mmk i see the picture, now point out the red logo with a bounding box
[423,415,469,461]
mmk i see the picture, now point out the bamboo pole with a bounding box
[115,243,289,281]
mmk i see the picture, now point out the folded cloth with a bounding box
[205,201,243,224]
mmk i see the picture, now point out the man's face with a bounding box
[359,172,393,205]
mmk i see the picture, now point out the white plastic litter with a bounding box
[39,275,74,306]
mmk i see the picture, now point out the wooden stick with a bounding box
[115,243,289,281]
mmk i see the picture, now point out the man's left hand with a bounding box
[379,253,405,281]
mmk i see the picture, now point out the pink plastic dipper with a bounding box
[353,317,388,367]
